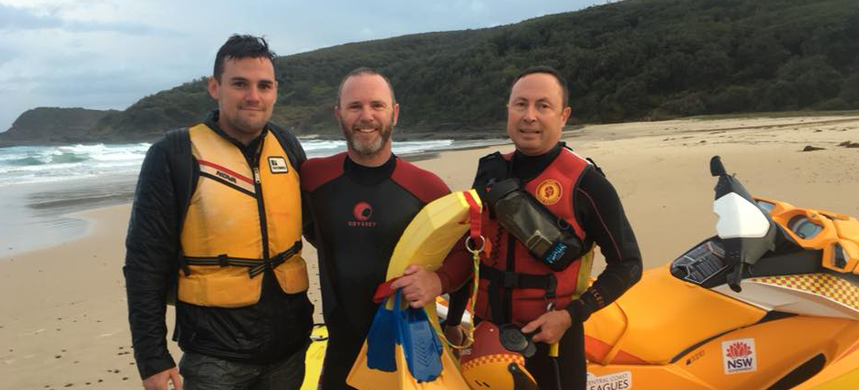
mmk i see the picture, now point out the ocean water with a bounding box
[0,138,457,187]
[0,136,501,257]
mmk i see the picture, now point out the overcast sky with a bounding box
[0,0,606,133]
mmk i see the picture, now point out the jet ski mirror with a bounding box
[710,156,778,292]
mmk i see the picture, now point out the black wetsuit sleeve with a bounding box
[443,280,472,327]
[123,139,179,379]
[566,167,642,323]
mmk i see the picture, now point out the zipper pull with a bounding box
[253,167,261,184]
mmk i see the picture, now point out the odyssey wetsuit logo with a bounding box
[349,201,376,227]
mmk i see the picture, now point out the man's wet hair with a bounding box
[213,34,277,82]
[510,65,569,107]
[336,67,397,107]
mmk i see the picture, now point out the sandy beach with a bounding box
[2,115,859,389]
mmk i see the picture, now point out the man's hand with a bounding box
[142,367,183,390]
[390,264,442,308]
[520,310,572,345]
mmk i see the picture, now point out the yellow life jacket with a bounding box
[178,123,308,308]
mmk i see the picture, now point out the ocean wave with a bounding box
[5,156,48,166]
[0,143,150,187]
[0,138,479,187]
[51,151,90,164]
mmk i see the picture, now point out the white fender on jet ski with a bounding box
[714,192,771,239]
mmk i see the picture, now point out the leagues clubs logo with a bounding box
[722,338,757,374]
[586,371,632,390]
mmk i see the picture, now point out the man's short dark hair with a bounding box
[336,67,397,107]
[213,34,277,82]
[510,65,569,107]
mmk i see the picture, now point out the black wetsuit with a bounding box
[301,153,451,390]
[441,142,642,390]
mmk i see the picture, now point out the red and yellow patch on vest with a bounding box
[536,179,562,205]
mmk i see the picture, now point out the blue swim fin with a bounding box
[399,294,443,382]
[365,292,398,372]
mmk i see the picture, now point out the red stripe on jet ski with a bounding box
[585,335,648,365]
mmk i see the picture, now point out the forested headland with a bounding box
[4,0,858,144]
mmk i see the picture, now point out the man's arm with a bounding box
[123,139,182,380]
[525,167,642,344]
[567,167,643,323]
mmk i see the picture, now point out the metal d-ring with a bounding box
[465,235,486,254]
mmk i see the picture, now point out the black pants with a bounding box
[525,321,587,390]
[179,346,306,390]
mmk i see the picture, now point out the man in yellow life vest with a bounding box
[124,35,313,390]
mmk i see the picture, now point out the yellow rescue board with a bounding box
[347,190,481,390]
[385,189,481,280]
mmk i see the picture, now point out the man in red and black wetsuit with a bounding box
[439,66,643,390]
[300,68,468,390]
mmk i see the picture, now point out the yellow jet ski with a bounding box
[583,156,859,390]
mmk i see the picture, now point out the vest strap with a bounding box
[181,240,303,278]
[481,262,558,321]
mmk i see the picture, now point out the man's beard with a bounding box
[341,118,393,157]
[226,109,268,136]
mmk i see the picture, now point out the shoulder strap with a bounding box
[562,142,604,178]
[472,152,510,201]
[267,122,307,170]
[585,157,605,177]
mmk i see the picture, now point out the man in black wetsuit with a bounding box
[438,66,643,390]
[300,68,467,390]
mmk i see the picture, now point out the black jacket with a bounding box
[124,112,313,379]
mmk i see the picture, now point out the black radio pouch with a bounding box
[473,152,584,271]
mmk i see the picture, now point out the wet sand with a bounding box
[2,115,858,389]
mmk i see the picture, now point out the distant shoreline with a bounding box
[7,109,859,148]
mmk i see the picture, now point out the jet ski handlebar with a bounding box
[709,156,777,293]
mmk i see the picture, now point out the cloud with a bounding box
[469,0,487,13]
[0,0,602,132]
[0,3,174,35]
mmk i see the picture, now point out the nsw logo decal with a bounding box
[268,156,289,174]
[722,338,757,374]
[586,371,632,390]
